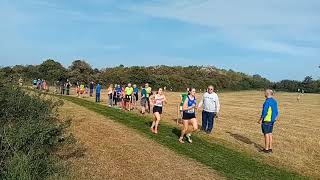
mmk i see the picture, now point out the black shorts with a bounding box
[153,106,163,114]
[125,95,131,101]
[182,112,196,120]
[134,93,138,101]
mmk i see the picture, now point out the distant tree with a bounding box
[68,60,93,84]
[38,59,67,83]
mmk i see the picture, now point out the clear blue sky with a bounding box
[1,0,319,81]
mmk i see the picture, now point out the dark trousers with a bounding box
[108,94,113,106]
[60,87,65,95]
[96,93,100,102]
[66,88,70,95]
[90,89,93,96]
[202,111,215,133]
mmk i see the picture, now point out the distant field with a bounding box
[54,87,320,178]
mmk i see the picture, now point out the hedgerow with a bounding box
[0,82,70,179]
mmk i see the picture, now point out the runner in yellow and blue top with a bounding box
[124,83,133,111]
[258,89,279,153]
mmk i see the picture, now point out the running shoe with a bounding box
[186,133,192,143]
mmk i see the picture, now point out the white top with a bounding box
[154,94,165,107]
[198,92,220,113]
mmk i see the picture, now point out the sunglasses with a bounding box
[208,88,213,90]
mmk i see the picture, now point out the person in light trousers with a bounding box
[198,85,220,134]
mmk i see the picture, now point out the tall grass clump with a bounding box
[0,80,70,179]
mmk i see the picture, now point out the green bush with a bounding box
[0,83,69,179]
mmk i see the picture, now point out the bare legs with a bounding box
[176,105,182,125]
[151,112,161,134]
[179,118,198,143]
[264,133,273,150]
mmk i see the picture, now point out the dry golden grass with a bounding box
[58,99,222,180]
[64,88,320,178]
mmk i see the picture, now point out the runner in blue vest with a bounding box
[179,88,198,144]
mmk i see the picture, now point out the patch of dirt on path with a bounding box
[59,100,222,180]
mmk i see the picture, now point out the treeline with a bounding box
[274,76,320,93]
[1,59,319,92]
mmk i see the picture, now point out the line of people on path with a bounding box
[57,80,278,152]
[57,80,72,95]
[33,79,48,91]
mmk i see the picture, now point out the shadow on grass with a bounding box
[172,127,181,138]
[226,131,264,152]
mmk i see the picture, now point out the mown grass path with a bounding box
[59,95,306,180]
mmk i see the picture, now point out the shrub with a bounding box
[0,83,69,179]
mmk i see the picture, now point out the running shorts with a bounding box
[125,95,131,101]
[261,122,274,134]
[134,93,138,101]
[182,112,196,120]
[141,98,147,107]
[153,106,163,114]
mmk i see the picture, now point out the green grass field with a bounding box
[59,94,307,180]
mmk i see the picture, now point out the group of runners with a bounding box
[57,80,72,95]
[79,82,222,144]
[105,83,153,112]
[56,81,278,152]
[33,79,48,90]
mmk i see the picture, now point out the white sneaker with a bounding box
[186,133,192,143]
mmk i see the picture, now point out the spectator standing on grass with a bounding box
[66,81,71,95]
[96,83,101,102]
[85,83,89,94]
[198,85,220,134]
[33,79,37,89]
[124,83,133,110]
[140,86,147,114]
[107,84,113,107]
[116,84,122,106]
[89,81,94,97]
[258,89,279,153]
[37,79,41,90]
[42,80,47,91]
[60,80,65,95]
[113,84,118,106]
[133,84,139,108]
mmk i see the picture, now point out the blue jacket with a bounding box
[116,86,122,93]
[96,84,101,94]
[261,97,278,123]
